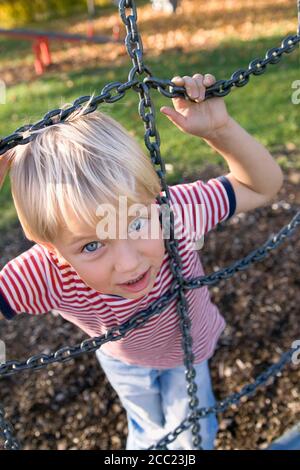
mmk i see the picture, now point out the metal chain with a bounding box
[0,79,140,155]
[147,343,300,449]
[2,339,300,451]
[1,208,300,380]
[1,0,300,451]
[1,31,299,155]
[0,407,20,450]
[121,0,202,445]
[144,35,300,100]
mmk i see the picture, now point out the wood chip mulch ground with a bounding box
[0,165,299,450]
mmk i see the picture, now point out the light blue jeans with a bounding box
[96,348,218,450]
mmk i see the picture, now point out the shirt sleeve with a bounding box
[168,175,236,241]
[0,245,63,320]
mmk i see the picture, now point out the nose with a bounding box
[113,239,142,274]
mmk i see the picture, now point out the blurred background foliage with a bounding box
[0,0,113,27]
[0,0,299,230]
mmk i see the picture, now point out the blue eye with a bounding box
[129,217,148,233]
[82,241,103,253]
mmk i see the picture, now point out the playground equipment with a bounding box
[0,0,300,451]
[0,28,122,76]
[87,0,96,37]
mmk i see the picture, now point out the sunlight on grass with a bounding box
[0,32,299,230]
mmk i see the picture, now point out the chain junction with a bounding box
[0,0,300,451]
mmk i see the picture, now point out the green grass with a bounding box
[0,33,299,231]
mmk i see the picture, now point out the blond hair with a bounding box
[9,104,162,244]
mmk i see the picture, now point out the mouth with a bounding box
[117,268,151,293]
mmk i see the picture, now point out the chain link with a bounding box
[1,0,300,451]
[148,344,300,449]
[0,406,20,450]
[1,209,299,378]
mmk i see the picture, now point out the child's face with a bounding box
[44,199,166,299]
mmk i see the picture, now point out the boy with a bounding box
[0,73,283,449]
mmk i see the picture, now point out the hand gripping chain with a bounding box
[0,0,300,451]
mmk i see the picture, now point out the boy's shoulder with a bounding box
[1,243,54,269]
[0,243,64,319]
[167,176,236,217]
[160,176,236,239]
[0,242,64,293]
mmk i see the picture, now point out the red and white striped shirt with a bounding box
[0,176,236,368]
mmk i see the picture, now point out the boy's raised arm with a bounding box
[160,73,283,216]
[203,117,284,216]
[0,246,64,320]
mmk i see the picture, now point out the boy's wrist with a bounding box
[203,116,236,144]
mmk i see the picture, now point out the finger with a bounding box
[170,76,187,103]
[192,74,203,101]
[192,73,205,101]
[171,76,184,85]
[170,76,185,93]
[203,73,216,87]
[182,75,200,101]
[160,106,186,129]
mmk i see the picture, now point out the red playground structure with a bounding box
[0,28,122,75]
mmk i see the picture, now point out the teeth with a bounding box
[126,273,144,285]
